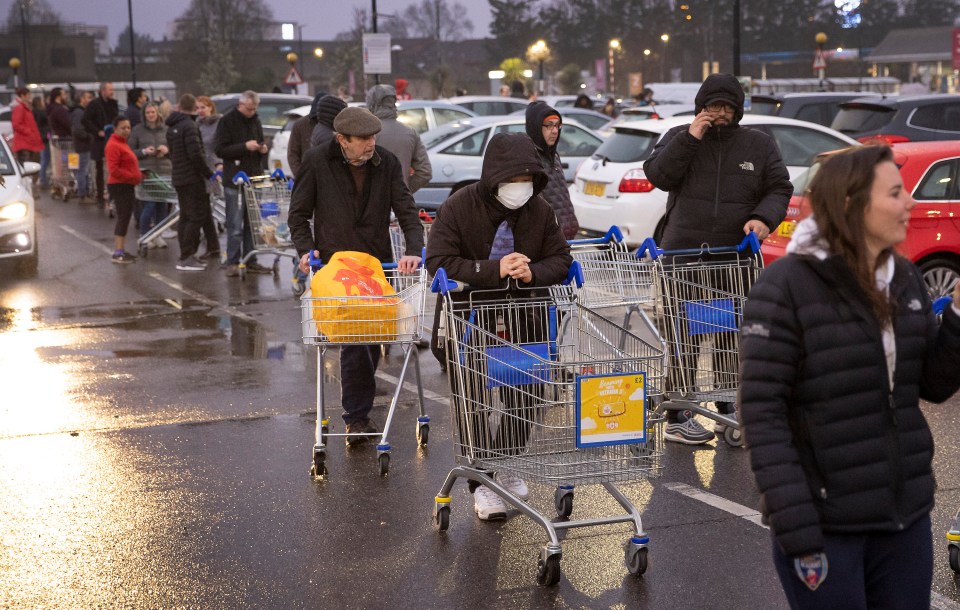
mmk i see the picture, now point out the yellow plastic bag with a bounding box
[310,251,398,342]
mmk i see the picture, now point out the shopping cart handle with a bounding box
[232,171,250,186]
[287,178,295,190]
[307,251,410,272]
[271,168,286,181]
[738,231,762,254]
[430,268,465,294]
[563,260,585,287]
[210,169,223,182]
[637,237,663,260]
[567,225,623,246]
[933,296,954,315]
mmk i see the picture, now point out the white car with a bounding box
[596,104,696,138]
[571,115,860,247]
[0,105,11,144]
[0,136,40,277]
[267,105,311,177]
[415,116,604,210]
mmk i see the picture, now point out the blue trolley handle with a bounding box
[647,231,762,258]
[270,168,286,181]
[232,170,250,186]
[210,169,223,182]
[431,261,583,294]
[933,296,953,316]
[566,225,624,246]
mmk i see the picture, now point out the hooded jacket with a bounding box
[287,92,328,177]
[197,113,222,173]
[366,85,432,193]
[525,101,579,240]
[309,95,347,151]
[11,98,42,153]
[166,111,212,188]
[739,218,960,558]
[128,105,171,176]
[214,106,266,185]
[643,73,791,249]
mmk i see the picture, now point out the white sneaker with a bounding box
[161,230,177,239]
[473,485,508,521]
[496,471,529,500]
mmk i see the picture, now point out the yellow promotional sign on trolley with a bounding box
[575,372,647,447]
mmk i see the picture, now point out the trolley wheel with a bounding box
[950,544,960,574]
[625,546,649,576]
[378,452,390,477]
[417,423,430,446]
[536,552,562,586]
[554,488,574,518]
[292,280,306,297]
[723,426,744,448]
[310,452,327,477]
[434,504,450,531]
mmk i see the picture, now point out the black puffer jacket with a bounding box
[288,140,423,262]
[81,95,119,157]
[643,73,791,249]
[165,111,212,187]
[525,101,579,240]
[740,253,960,558]
[214,107,266,185]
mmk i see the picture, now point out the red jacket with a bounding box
[12,99,42,153]
[105,133,142,185]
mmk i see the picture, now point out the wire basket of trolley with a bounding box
[134,170,179,255]
[49,136,80,201]
[643,232,763,448]
[300,250,429,477]
[233,169,302,287]
[935,295,960,574]
[389,209,434,263]
[430,263,666,586]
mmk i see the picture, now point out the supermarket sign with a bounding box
[575,372,648,447]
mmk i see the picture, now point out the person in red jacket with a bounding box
[11,87,43,191]
[105,116,142,263]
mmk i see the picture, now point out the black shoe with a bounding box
[246,262,273,275]
[344,420,379,447]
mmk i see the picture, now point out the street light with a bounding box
[9,58,21,88]
[526,40,551,96]
[660,34,670,82]
[608,39,621,97]
[814,32,828,83]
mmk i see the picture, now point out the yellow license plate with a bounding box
[583,181,606,197]
[777,221,796,238]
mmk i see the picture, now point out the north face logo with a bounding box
[739,161,755,171]
[908,299,922,311]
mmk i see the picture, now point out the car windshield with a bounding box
[790,160,822,195]
[0,142,14,175]
[750,100,780,115]
[423,123,476,149]
[592,129,660,163]
[566,113,610,130]
[831,106,895,134]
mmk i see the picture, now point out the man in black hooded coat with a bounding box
[525,101,580,240]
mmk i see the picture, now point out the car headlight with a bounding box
[0,202,28,220]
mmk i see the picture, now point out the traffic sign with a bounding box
[284,66,304,86]
[812,50,827,72]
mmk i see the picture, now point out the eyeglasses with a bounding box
[542,122,561,131]
[706,102,735,113]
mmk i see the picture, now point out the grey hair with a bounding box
[239,90,259,106]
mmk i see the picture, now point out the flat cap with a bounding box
[333,107,382,137]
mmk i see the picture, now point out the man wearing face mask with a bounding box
[289,106,424,447]
[426,132,572,521]
[525,101,579,240]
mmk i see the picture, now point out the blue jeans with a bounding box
[339,345,381,425]
[139,200,168,236]
[224,186,255,265]
[39,142,50,187]
[76,151,90,196]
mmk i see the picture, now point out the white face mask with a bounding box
[496,181,534,210]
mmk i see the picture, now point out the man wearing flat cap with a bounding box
[289,106,424,446]
[642,73,791,446]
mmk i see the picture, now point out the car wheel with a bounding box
[918,256,960,299]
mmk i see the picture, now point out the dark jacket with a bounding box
[309,95,347,149]
[643,73,791,249]
[123,104,142,128]
[288,115,316,177]
[47,101,72,138]
[288,140,423,263]
[70,106,91,153]
[214,107,266,185]
[81,95,119,157]
[33,106,48,144]
[740,253,960,558]
[525,101,579,240]
[165,111,212,187]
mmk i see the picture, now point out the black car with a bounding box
[830,93,960,144]
[750,91,880,127]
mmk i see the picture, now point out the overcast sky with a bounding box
[3,0,493,43]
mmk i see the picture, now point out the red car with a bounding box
[762,141,960,298]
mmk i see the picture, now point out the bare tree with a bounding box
[4,0,60,30]
[401,0,474,42]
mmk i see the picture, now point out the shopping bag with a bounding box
[310,251,398,342]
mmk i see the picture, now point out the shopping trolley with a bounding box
[430,264,666,586]
[234,169,302,290]
[643,232,763,447]
[49,136,79,201]
[389,210,434,262]
[300,254,429,477]
[934,295,960,574]
[135,170,179,255]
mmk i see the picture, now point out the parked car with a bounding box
[394,100,477,134]
[762,141,960,299]
[0,136,40,278]
[267,104,311,176]
[445,95,530,116]
[0,105,11,144]
[596,104,696,138]
[509,106,613,131]
[570,115,859,247]
[749,91,881,127]
[415,116,603,210]
[211,93,313,149]
[831,93,960,144]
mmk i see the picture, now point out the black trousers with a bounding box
[107,183,135,238]
[174,181,210,260]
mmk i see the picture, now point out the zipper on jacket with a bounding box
[713,128,722,218]
[886,391,905,529]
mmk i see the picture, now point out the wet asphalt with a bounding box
[1,191,958,609]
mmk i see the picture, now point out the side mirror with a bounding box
[20,161,40,177]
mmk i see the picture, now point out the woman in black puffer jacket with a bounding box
[740,145,960,609]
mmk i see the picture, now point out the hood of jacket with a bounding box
[694,73,745,125]
[366,85,398,120]
[395,79,409,96]
[525,101,560,152]
[307,91,329,121]
[479,132,547,206]
[165,110,195,129]
[312,95,347,129]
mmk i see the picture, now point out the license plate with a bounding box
[776,221,796,238]
[583,181,606,197]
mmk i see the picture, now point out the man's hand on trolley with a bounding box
[743,219,771,241]
[500,252,532,284]
[299,251,318,275]
[397,255,420,274]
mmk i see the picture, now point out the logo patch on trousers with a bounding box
[794,553,828,591]
[739,161,755,171]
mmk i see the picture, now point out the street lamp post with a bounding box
[126,0,137,87]
[608,39,621,97]
[526,40,550,96]
[9,58,21,88]
[18,0,29,83]
[815,32,828,84]
[660,34,670,82]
